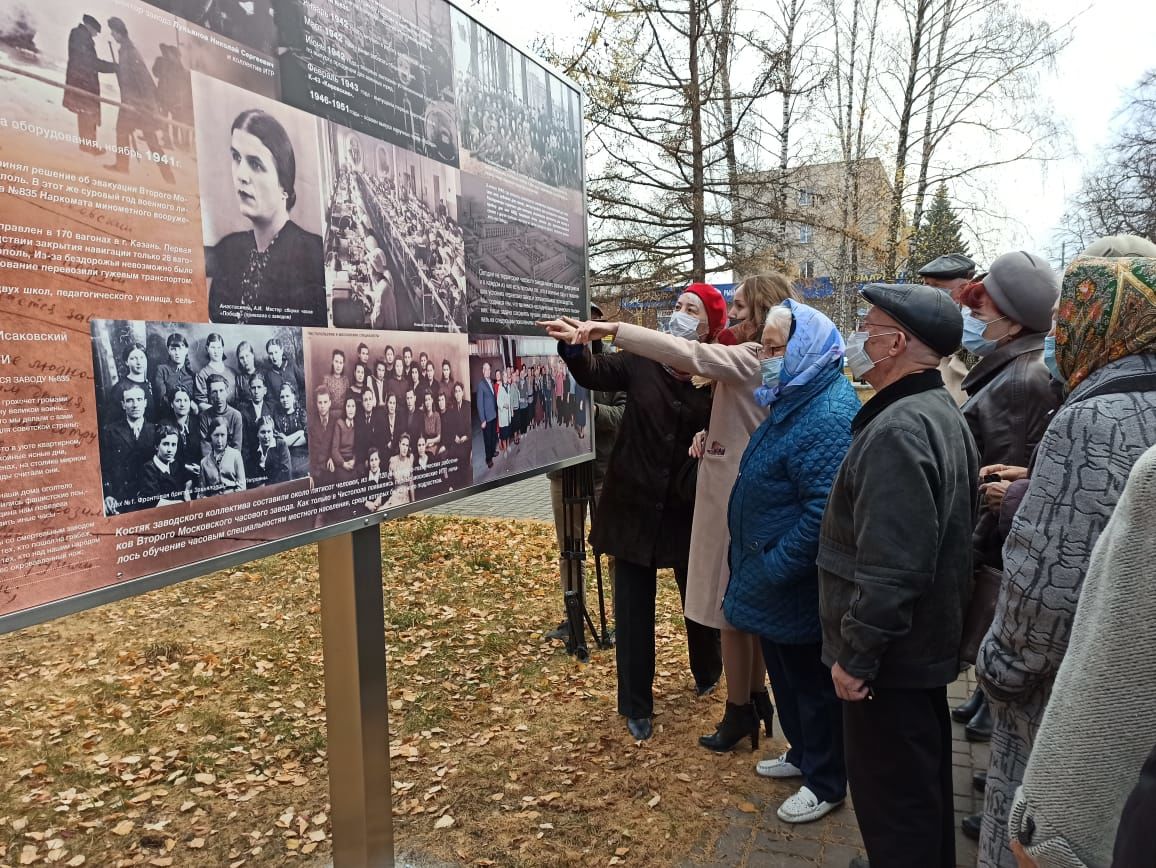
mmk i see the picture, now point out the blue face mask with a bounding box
[1043,334,1064,383]
[961,309,1003,356]
[759,356,784,389]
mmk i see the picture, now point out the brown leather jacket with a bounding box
[960,332,1060,566]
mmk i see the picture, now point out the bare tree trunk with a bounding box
[689,0,707,281]
[777,0,800,263]
[884,0,931,280]
[718,0,743,269]
[832,0,859,332]
[910,0,953,248]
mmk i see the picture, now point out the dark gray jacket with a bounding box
[818,369,980,688]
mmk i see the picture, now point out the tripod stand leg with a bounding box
[564,589,588,662]
[592,549,613,649]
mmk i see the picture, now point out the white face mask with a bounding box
[667,310,703,341]
[845,331,876,380]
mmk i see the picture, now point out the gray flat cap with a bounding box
[983,251,1059,333]
[917,253,977,280]
[861,283,963,357]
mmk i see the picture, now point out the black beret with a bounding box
[916,253,977,280]
[860,283,963,357]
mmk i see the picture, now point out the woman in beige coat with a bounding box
[550,274,797,749]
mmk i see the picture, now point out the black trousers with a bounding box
[844,685,954,868]
[481,418,497,462]
[613,558,722,719]
[761,639,846,804]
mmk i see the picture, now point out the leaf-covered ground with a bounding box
[0,516,798,867]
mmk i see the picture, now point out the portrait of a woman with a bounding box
[206,109,326,326]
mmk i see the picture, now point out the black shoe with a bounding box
[544,620,568,641]
[627,717,652,741]
[952,686,984,723]
[695,679,719,697]
[698,701,759,753]
[961,813,982,840]
[973,771,987,793]
[966,695,993,742]
[751,689,775,737]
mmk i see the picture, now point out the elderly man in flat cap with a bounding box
[918,253,978,405]
[818,283,979,868]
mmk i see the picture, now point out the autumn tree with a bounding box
[909,183,970,270]
[1060,70,1156,246]
[880,0,1069,278]
[827,0,884,331]
[543,0,821,297]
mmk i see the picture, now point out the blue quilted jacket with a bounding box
[724,363,859,643]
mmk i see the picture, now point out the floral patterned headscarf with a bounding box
[1056,256,1156,389]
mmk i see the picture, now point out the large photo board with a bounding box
[0,0,590,628]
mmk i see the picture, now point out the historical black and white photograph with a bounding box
[302,329,471,513]
[193,73,328,327]
[452,8,582,192]
[142,0,276,56]
[274,0,458,164]
[468,334,591,486]
[0,0,215,186]
[91,319,309,516]
[320,122,467,333]
[460,172,584,334]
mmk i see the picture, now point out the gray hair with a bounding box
[763,305,792,334]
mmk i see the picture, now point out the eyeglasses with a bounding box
[757,344,787,360]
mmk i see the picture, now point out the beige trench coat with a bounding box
[613,323,767,630]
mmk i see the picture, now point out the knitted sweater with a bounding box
[1008,442,1156,867]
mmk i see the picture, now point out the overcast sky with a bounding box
[463,0,1156,267]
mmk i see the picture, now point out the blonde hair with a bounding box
[732,273,798,344]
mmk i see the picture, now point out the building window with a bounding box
[797,189,815,206]
[802,260,815,280]
[798,225,813,244]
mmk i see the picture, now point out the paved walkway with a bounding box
[419,475,988,867]
[681,671,986,867]
[420,473,554,521]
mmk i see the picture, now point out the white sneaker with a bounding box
[776,785,842,824]
[755,751,803,779]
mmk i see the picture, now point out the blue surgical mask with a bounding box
[1043,334,1064,383]
[759,356,784,389]
[961,309,1003,356]
[667,310,703,341]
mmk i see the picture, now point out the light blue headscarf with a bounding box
[754,298,846,407]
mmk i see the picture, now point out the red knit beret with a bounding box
[684,282,727,340]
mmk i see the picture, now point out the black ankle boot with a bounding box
[966,694,993,742]
[951,686,984,723]
[751,690,774,737]
[698,701,759,753]
[961,813,982,840]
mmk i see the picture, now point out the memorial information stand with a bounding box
[0,1,591,861]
